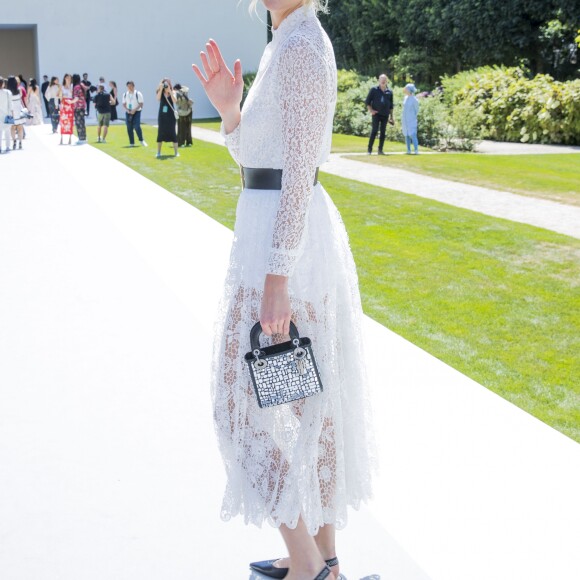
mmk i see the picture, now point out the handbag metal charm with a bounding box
[244,322,323,408]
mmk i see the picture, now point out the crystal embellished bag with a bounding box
[244,322,323,408]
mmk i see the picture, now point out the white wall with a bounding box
[2,1,266,118]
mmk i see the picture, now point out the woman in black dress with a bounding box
[155,78,178,158]
[108,81,118,121]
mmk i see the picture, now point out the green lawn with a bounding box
[192,118,409,153]
[88,125,580,442]
[192,118,222,132]
[350,152,580,206]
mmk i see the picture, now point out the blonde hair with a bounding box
[248,0,329,14]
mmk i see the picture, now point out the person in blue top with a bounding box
[401,83,419,154]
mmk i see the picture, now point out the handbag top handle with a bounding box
[249,321,300,352]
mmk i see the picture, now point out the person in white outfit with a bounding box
[6,76,26,150]
[26,79,44,125]
[0,78,14,153]
[193,2,374,579]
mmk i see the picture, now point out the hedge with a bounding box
[442,66,580,145]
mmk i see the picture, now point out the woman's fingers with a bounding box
[191,63,207,85]
[206,42,220,74]
[200,51,214,79]
[282,318,291,337]
[208,39,226,69]
[233,59,243,86]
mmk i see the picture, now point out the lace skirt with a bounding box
[211,183,375,535]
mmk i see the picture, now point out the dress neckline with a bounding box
[271,4,315,45]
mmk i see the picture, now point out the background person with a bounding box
[365,73,394,155]
[402,83,419,154]
[108,80,118,121]
[45,76,61,133]
[0,78,13,153]
[81,73,92,116]
[93,83,112,143]
[26,79,43,125]
[7,76,25,149]
[61,73,73,98]
[122,81,147,147]
[155,78,178,158]
[71,74,87,144]
[174,83,193,147]
[41,75,50,118]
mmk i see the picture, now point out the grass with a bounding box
[350,152,580,206]
[88,125,580,442]
[192,118,412,153]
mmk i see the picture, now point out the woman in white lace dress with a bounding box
[193,2,374,578]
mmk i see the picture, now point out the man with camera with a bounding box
[122,81,147,147]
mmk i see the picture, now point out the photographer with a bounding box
[155,78,178,158]
[122,81,147,147]
[174,83,193,147]
[93,83,112,143]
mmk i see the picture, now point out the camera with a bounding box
[162,82,168,89]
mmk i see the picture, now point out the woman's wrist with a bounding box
[221,108,241,134]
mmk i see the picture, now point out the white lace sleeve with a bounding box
[220,121,241,165]
[266,36,330,277]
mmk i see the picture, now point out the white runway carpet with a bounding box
[0,127,579,580]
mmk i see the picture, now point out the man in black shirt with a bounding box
[41,75,50,118]
[93,84,112,143]
[82,73,93,116]
[365,74,394,155]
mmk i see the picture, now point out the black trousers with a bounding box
[368,114,388,152]
[177,113,192,146]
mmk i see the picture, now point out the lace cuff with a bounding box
[266,248,302,277]
[220,121,241,164]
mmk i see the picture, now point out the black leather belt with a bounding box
[241,167,319,190]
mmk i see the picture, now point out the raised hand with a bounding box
[192,39,243,133]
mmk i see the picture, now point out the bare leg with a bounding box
[314,525,339,577]
[271,524,339,577]
[279,518,334,580]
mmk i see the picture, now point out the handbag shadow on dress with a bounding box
[244,321,323,408]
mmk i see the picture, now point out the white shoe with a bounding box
[140,140,148,147]
[175,152,180,157]
[97,137,101,143]
[102,139,107,144]
[156,153,161,158]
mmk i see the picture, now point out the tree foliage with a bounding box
[320,0,580,83]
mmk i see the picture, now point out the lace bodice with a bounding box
[223,5,337,277]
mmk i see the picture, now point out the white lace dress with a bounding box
[213,5,375,536]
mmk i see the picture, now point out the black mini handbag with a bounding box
[245,322,323,408]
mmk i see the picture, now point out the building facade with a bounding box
[0,1,266,118]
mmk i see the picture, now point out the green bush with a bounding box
[443,66,580,144]
[333,71,479,150]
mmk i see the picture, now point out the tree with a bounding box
[321,0,580,84]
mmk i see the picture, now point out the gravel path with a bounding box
[475,140,580,155]
[191,126,580,239]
